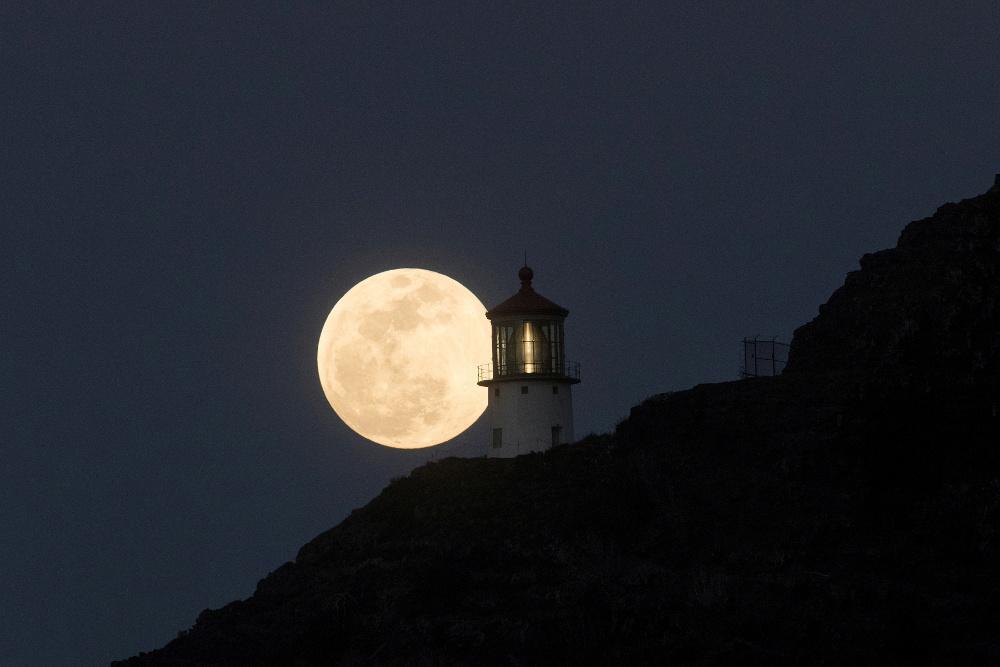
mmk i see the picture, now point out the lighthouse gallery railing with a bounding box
[477,360,581,382]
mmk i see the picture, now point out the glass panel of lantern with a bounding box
[495,323,514,375]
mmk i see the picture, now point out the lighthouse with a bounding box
[478,266,580,457]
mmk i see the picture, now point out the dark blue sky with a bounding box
[2,2,998,664]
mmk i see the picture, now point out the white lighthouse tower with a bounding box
[477,266,580,457]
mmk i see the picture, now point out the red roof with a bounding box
[485,266,569,319]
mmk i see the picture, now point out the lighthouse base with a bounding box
[484,379,575,458]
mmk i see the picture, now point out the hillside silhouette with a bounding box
[116,178,1000,665]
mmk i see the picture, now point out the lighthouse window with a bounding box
[551,426,562,447]
[494,324,515,376]
[494,387,500,397]
[550,323,563,372]
[520,320,547,373]
[492,428,502,449]
[552,385,559,395]
[521,386,529,394]
[542,322,562,373]
[505,319,552,374]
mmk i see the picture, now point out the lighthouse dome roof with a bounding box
[485,266,569,319]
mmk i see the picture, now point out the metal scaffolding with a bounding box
[740,336,789,378]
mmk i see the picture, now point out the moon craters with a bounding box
[317,268,489,448]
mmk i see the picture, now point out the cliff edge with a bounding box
[116,178,1000,665]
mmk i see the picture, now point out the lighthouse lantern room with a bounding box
[478,266,580,457]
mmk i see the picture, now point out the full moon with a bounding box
[317,268,490,448]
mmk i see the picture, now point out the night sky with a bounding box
[3,3,999,664]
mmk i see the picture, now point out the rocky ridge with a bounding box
[116,178,1000,665]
